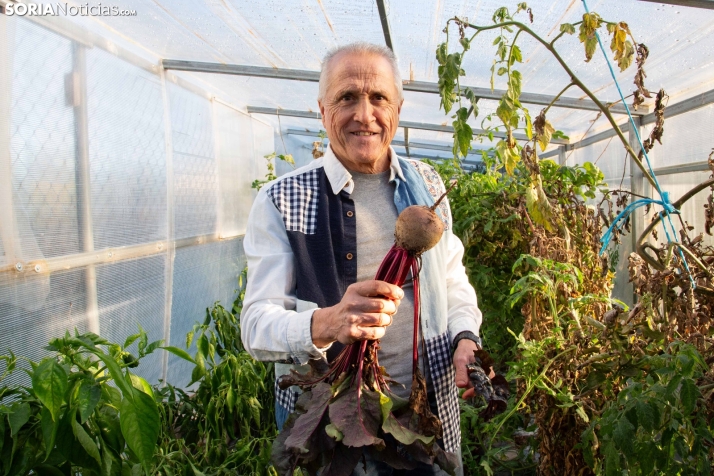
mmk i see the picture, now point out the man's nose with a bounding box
[353,96,375,124]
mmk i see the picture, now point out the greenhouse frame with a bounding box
[0,0,713,474]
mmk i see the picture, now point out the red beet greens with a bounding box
[271,187,459,475]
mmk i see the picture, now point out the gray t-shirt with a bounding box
[350,170,428,399]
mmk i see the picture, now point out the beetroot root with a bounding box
[394,205,444,256]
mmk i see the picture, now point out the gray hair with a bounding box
[317,42,403,102]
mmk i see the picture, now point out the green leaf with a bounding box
[496,140,520,176]
[496,66,508,76]
[143,339,163,357]
[639,442,656,474]
[102,385,122,409]
[324,423,344,441]
[665,374,682,399]
[452,109,473,158]
[40,406,58,460]
[523,108,533,140]
[635,399,655,432]
[72,417,102,466]
[137,326,148,356]
[129,374,153,397]
[560,23,576,35]
[120,388,160,468]
[92,351,134,401]
[680,379,698,414]
[97,406,124,453]
[603,441,620,476]
[508,70,522,100]
[32,358,68,422]
[77,381,102,424]
[8,402,30,436]
[612,416,635,455]
[510,44,522,65]
[160,346,195,365]
[197,334,210,360]
[123,333,141,350]
[189,462,206,476]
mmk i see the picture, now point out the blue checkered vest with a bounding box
[268,158,461,453]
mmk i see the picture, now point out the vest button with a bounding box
[346,253,354,260]
[346,210,354,217]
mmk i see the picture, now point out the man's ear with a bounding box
[318,101,327,129]
[398,99,404,115]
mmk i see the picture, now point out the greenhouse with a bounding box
[0,0,712,474]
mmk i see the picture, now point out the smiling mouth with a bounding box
[351,131,378,136]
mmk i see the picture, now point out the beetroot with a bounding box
[395,205,444,255]
[272,185,456,476]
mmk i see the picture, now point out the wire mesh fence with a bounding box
[0,15,272,389]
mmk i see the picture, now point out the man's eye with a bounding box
[340,95,353,101]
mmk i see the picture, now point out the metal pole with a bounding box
[159,67,176,384]
[628,116,644,305]
[0,13,18,267]
[557,145,567,166]
[72,43,100,335]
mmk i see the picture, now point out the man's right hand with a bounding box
[311,280,403,348]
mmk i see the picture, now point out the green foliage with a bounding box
[582,343,713,475]
[154,269,277,475]
[0,270,278,476]
[429,158,606,371]
[252,152,295,191]
[0,328,163,476]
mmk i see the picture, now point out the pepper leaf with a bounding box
[32,358,68,422]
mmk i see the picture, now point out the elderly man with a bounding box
[241,42,482,474]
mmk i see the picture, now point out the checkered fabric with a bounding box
[407,160,451,230]
[426,332,460,453]
[274,379,299,414]
[267,168,321,235]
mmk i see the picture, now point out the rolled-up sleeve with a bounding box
[240,187,330,364]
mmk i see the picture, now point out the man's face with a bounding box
[318,52,403,173]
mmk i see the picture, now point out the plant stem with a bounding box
[542,82,575,116]
[549,21,583,47]
[636,177,714,270]
[487,346,577,454]
[459,18,657,190]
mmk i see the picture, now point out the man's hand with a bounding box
[311,280,403,347]
[454,339,480,399]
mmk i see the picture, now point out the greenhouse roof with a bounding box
[7,0,714,156]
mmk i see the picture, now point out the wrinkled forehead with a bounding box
[323,52,397,95]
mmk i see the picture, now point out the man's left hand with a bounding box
[454,339,497,400]
[454,339,480,400]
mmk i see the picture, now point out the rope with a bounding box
[580,0,695,287]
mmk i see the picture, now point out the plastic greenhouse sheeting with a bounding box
[1,0,713,387]
[0,11,272,388]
